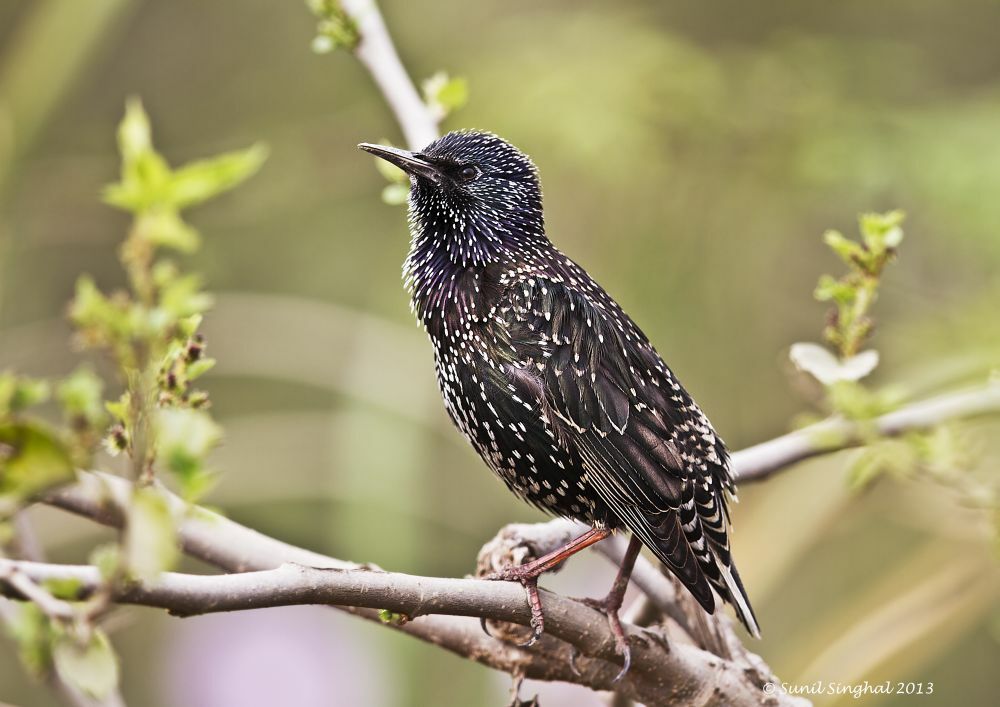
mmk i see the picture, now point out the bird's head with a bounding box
[359,131,546,266]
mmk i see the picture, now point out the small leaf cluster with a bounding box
[1,100,265,699]
[816,210,904,358]
[0,404,75,517]
[377,609,410,626]
[306,0,360,54]
[422,71,469,122]
[847,424,974,490]
[847,423,998,548]
[788,214,997,539]
[0,367,106,515]
[7,604,119,701]
[790,211,905,419]
[70,99,262,497]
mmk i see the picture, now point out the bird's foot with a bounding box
[579,594,631,683]
[477,527,614,648]
[481,566,545,647]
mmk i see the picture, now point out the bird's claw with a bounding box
[580,596,632,682]
[480,568,546,647]
[567,643,583,677]
[520,576,544,647]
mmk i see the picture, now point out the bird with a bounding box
[359,131,759,678]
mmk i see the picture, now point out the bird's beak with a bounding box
[358,143,443,184]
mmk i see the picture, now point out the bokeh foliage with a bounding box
[1,97,263,701]
[0,1,998,706]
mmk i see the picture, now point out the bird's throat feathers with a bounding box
[403,177,547,324]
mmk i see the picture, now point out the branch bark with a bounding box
[0,556,803,707]
[731,383,1000,482]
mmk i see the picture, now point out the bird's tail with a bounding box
[635,510,761,638]
[716,560,760,638]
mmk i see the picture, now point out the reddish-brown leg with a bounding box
[482,526,612,646]
[581,534,642,682]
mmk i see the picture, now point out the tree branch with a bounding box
[731,383,1000,482]
[40,473,796,705]
[341,0,438,149]
[31,382,997,704]
[0,564,75,620]
[0,557,803,707]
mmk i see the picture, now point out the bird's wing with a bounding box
[499,275,755,629]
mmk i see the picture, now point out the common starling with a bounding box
[360,132,759,675]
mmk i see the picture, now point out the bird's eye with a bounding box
[459,165,479,182]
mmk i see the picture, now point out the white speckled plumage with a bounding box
[391,130,758,636]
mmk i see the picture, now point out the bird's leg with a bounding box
[482,526,612,646]
[580,534,642,682]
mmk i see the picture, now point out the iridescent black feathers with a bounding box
[374,130,759,636]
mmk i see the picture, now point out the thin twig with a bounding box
[731,383,1000,482]
[0,565,75,620]
[341,0,439,149]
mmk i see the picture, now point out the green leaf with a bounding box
[176,468,217,501]
[847,446,889,490]
[57,367,105,427]
[7,603,54,678]
[0,372,50,415]
[914,424,970,479]
[0,373,13,415]
[177,313,204,339]
[89,543,122,581]
[103,98,173,213]
[307,0,360,52]
[117,97,153,164]
[41,577,85,601]
[52,629,120,699]
[436,77,469,113]
[381,183,410,205]
[69,276,131,349]
[104,393,130,423]
[186,358,216,380]
[104,99,266,220]
[422,72,469,119]
[12,378,50,411]
[155,408,221,498]
[851,439,918,490]
[0,421,76,515]
[159,272,213,318]
[138,208,200,253]
[311,35,335,54]
[822,229,864,265]
[860,210,906,252]
[814,274,856,304]
[378,609,409,625]
[156,408,221,470]
[124,486,179,582]
[826,380,894,419]
[168,143,268,209]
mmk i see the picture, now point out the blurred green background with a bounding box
[1,0,998,705]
